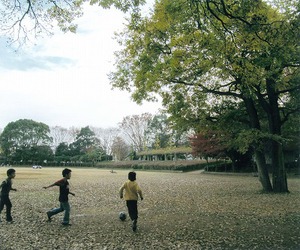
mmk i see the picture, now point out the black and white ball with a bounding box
[119,211,127,221]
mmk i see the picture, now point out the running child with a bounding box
[0,168,17,223]
[43,168,75,226]
[119,171,143,232]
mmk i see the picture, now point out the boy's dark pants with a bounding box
[0,195,13,221]
[126,200,138,221]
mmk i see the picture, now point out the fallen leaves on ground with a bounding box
[0,168,299,250]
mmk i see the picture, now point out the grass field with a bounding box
[0,167,299,250]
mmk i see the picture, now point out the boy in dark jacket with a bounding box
[0,168,17,223]
[43,168,75,226]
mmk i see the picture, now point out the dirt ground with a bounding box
[0,167,299,250]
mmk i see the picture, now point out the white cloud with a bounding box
[0,3,161,129]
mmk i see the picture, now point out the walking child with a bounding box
[0,168,17,223]
[43,168,75,226]
[119,171,143,232]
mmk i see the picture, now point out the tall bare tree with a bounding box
[111,136,130,161]
[90,126,120,156]
[119,113,152,152]
[49,126,76,151]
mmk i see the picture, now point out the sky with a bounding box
[0,2,160,130]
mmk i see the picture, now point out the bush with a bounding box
[204,162,233,172]
[95,160,208,172]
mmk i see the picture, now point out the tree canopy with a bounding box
[0,119,52,163]
[109,0,300,192]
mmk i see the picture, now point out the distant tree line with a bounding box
[0,111,298,172]
[0,114,192,166]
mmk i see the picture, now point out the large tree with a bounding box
[55,142,71,162]
[69,126,101,157]
[0,119,52,163]
[109,0,300,192]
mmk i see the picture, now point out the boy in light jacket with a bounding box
[119,171,143,232]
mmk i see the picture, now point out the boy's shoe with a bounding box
[132,220,137,232]
[62,222,71,226]
[6,220,13,224]
[46,212,52,222]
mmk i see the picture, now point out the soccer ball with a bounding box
[119,211,127,221]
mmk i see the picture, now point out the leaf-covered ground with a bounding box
[0,167,299,249]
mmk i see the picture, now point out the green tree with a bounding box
[199,0,299,192]
[69,126,101,157]
[55,142,71,163]
[145,113,189,149]
[109,0,300,192]
[146,114,170,149]
[82,147,106,165]
[29,145,54,164]
[0,119,52,163]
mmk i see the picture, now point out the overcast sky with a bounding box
[0,2,160,130]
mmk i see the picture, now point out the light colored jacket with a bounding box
[119,180,143,201]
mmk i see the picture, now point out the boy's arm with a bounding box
[43,183,56,189]
[69,191,75,196]
[137,184,143,200]
[138,190,143,200]
[119,184,125,199]
[43,178,64,189]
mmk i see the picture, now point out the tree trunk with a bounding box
[271,140,288,192]
[265,78,289,193]
[254,150,273,192]
[244,97,273,192]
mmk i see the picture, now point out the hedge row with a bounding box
[95,160,223,172]
[9,160,235,173]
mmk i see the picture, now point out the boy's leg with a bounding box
[126,200,138,231]
[126,200,133,220]
[132,200,138,231]
[0,197,4,222]
[47,203,64,219]
[0,197,4,213]
[61,202,70,225]
[0,196,12,222]
[126,200,138,221]
[5,198,12,222]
